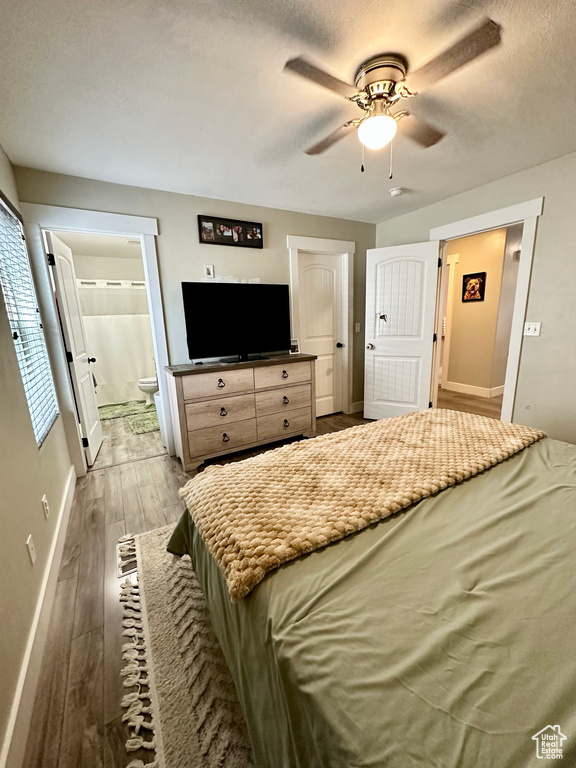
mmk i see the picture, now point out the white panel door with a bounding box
[46,232,103,465]
[364,241,440,420]
[298,252,343,417]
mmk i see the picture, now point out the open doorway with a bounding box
[436,225,523,419]
[46,230,166,470]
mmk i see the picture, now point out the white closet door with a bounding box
[298,252,343,417]
[364,241,440,420]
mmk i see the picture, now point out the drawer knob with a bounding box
[283,419,290,428]
[217,378,226,388]
[281,370,289,379]
[220,407,228,417]
[282,395,289,405]
[222,433,230,443]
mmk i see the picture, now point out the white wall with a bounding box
[376,150,576,443]
[14,168,376,405]
[0,145,73,759]
[73,253,145,280]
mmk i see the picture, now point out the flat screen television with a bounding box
[182,282,292,362]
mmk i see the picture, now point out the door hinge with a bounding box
[82,437,89,448]
[433,332,437,343]
[429,401,433,408]
[66,350,73,363]
[47,253,55,266]
[438,257,442,268]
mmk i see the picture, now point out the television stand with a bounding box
[165,353,317,470]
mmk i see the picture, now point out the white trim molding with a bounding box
[20,204,174,456]
[444,382,505,398]
[430,198,543,423]
[429,198,543,241]
[0,466,76,768]
[287,235,355,415]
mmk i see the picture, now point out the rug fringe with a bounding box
[120,535,161,768]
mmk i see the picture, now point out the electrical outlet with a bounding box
[26,534,37,565]
[204,264,215,279]
[524,322,541,336]
[41,494,50,519]
[355,322,361,333]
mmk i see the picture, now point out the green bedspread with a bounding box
[168,436,576,768]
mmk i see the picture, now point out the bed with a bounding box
[168,409,576,767]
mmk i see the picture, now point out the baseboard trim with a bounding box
[0,465,76,768]
[444,382,505,399]
[349,400,364,415]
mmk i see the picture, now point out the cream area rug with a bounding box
[120,525,252,768]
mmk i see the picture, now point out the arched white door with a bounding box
[298,252,344,417]
[364,241,440,419]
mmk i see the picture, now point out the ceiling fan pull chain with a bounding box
[389,138,394,180]
[361,143,365,173]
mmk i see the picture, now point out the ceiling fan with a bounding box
[284,18,502,155]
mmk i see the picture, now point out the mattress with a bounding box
[168,436,576,767]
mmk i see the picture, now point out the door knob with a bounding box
[88,357,96,363]
[366,343,375,350]
[336,342,344,348]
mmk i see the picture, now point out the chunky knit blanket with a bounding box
[179,409,544,599]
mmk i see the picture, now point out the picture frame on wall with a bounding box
[198,215,263,249]
[462,272,486,302]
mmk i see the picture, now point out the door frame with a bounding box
[287,235,355,414]
[429,197,543,422]
[20,203,174,463]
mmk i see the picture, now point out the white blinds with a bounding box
[0,201,59,445]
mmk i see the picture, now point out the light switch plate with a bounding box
[26,534,37,565]
[204,264,215,279]
[41,494,50,519]
[524,322,541,336]
[355,322,361,333]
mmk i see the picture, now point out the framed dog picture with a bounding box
[462,272,486,302]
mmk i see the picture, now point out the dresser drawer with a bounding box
[185,393,255,431]
[182,368,254,400]
[255,383,311,417]
[254,361,311,390]
[188,419,257,458]
[257,407,312,442]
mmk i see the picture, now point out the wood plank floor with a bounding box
[91,415,166,471]
[23,412,369,768]
[437,388,503,419]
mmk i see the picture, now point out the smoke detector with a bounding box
[389,186,406,197]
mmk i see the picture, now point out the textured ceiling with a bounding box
[1,0,576,223]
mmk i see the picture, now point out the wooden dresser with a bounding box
[165,354,317,470]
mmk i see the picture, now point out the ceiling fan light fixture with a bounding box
[357,113,397,150]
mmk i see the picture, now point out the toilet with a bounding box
[138,376,159,406]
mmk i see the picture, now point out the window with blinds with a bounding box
[0,196,59,445]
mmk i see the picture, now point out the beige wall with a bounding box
[376,150,576,443]
[446,229,506,390]
[14,168,375,406]
[73,254,145,281]
[492,225,522,388]
[0,147,72,753]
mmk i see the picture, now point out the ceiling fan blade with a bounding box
[285,57,357,99]
[407,18,502,92]
[397,114,445,147]
[306,123,355,155]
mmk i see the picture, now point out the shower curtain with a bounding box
[79,280,156,406]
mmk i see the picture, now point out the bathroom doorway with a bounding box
[46,229,167,470]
